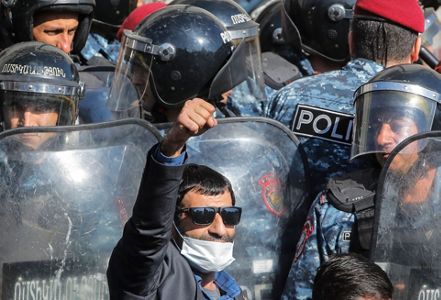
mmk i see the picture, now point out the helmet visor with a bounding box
[208,26,265,103]
[107,31,154,119]
[351,87,437,160]
[0,90,76,128]
[422,9,441,60]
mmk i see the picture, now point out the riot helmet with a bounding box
[172,0,252,28]
[254,0,284,53]
[351,64,441,160]
[109,5,261,119]
[170,0,265,103]
[0,0,95,53]
[0,42,83,132]
[282,0,354,62]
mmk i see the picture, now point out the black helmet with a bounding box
[169,0,262,47]
[0,0,95,53]
[254,1,284,53]
[94,0,136,26]
[109,5,263,118]
[172,0,254,28]
[282,0,354,62]
[0,41,83,130]
[168,0,266,103]
[352,64,441,159]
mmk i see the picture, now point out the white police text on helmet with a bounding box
[230,14,251,25]
[220,31,232,44]
[292,105,353,145]
[1,64,66,78]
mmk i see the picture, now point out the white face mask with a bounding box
[174,224,235,273]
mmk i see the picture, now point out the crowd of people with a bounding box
[1,0,441,299]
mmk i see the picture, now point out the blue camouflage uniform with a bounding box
[281,192,354,300]
[81,33,121,64]
[228,55,314,117]
[264,58,384,195]
[228,83,276,116]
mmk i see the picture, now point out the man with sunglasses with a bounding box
[107,98,246,299]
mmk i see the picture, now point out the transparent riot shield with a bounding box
[157,117,310,300]
[0,119,160,300]
[371,131,441,300]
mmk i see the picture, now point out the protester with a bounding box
[107,98,246,299]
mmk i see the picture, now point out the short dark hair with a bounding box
[177,164,236,208]
[312,253,393,300]
[351,16,418,64]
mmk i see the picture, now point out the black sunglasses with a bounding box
[177,206,242,226]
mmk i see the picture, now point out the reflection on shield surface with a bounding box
[157,117,310,300]
[372,131,441,300]
[0,120,160,300]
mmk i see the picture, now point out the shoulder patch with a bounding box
[291,105,353,145]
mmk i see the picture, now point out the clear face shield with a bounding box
[0,78,82,128]
[209,21,266,103]
[423,8,441,60]
[0,85,80,149]
[351,82,439,164]
[107,30,155,119]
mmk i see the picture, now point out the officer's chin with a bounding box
[15,133,55,150]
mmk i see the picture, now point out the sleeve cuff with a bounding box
[153,144,186,166]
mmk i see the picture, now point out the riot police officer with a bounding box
[283,63,441,300]
[108,4,264,122]
[0,41,83,148]
[0,0,95,54]
[265,0,424,196]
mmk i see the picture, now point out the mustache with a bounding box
[200,233,234,243]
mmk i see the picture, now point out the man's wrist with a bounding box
[160,136,186,157]
[154,144,186,166]
[160,143,182,157]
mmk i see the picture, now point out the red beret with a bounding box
[354,0,424,33]
[116,2,167,41]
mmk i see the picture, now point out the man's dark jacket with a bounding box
[107,148,240,299]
